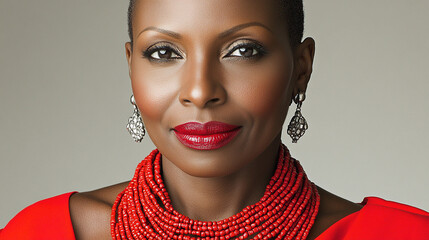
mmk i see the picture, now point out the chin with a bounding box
[190,165,241,178]
[162,147,249,178]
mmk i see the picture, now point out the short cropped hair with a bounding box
[127,0,304,48]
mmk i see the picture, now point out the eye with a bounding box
[229,47,259,57]
[142,43,183,62]
[224,40,267,59]
[150,48,181,60]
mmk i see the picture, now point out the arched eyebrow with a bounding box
[137,22,272,40]
[218,22,273,38]
[137,26,182,39]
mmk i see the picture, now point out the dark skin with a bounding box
[70,0,362,239]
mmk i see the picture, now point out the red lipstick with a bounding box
[173,121,241,150]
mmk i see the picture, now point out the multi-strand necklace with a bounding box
[111,144,320,239]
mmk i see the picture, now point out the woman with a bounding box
[1,0,428,239]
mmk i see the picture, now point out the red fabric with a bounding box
[316,197,429,240]
[1,194,428,239]
[0,192,76,240]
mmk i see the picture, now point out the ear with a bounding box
[291,37,315,104]
[125,42,133,77]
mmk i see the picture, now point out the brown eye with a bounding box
[224,40,267,59]
[142,43,183,62]
[150,48,180,60]
[230,47,258,57]
[239,47,255,57]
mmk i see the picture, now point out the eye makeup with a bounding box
[142,42,183,62]
[223,39,268,59]
[141,38,268,63]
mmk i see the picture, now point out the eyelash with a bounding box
[142,43,183,62]
[141,40,267,62]
[224,41,267,59]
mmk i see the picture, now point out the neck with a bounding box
[162,137,281,221]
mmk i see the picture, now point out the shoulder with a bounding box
[344,197,429,239]
[0,192,76,240]
[308,187,363,239]
[363,197,429,215]
[359,197,429,228]
[312,188,429,240]
[319,197,429,240]
[0,182,129,240]
[69,182,129,240]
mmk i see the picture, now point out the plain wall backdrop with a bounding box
[1,0,428,227]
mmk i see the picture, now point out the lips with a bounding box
[173,121,241,150]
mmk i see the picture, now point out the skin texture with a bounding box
[69,0,362,239]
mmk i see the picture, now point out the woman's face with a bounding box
[127,0,312,177]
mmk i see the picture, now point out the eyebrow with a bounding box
[137,26,182,39]
[137,22,272,40]
[218,22,273,38]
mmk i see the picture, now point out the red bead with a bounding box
[111,145,320,239]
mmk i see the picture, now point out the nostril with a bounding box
[180,96,224,107]
[204,98,221,107]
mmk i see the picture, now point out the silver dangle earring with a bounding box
[287,93,308,143]
[126,95,145,142]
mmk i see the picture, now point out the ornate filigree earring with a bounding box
[126,95,145,142]
[287,93,308,143]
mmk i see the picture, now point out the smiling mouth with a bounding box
[173,121,242,150]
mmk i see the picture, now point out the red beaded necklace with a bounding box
[111,144,320,239]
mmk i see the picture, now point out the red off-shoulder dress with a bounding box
[1,192,428,240]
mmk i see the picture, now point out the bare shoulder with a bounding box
[69,181,129,240]
[307,186,363,240]
[319,186,362,218]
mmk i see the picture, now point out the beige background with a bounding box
[1,0,428,227]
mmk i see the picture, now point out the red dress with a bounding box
[1,193,428,240]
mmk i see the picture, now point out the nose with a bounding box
[179,56,227,108]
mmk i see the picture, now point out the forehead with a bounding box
[133,0,287,38]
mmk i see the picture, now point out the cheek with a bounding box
[130,59,180,122]
[229,60,294,118]
[246,78,290,117]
